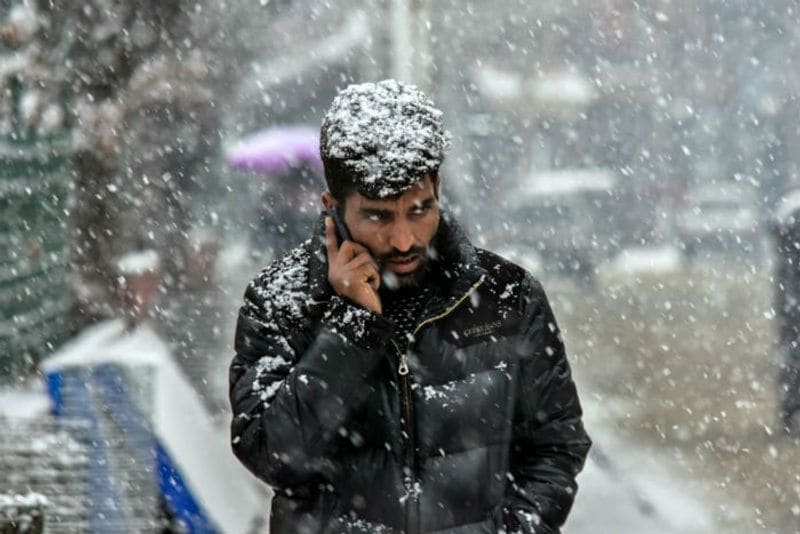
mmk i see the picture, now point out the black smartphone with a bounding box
[330,207,352,243]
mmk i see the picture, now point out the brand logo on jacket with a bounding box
[463,320,502,338]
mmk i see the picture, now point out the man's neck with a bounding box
[379,266,436,302]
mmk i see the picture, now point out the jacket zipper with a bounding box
[390,275,485,534]
[391,338,416,534]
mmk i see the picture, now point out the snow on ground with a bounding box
[566,398,723,534]
[0,380,50,419]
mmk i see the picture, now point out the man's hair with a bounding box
[320,79,450,201]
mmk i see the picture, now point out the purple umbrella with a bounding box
[226,126,323,174]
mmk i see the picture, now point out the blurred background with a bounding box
[2,0,800,532]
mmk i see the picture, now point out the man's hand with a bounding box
[325,216,382,314]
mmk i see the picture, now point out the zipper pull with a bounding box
[398,353,409,376]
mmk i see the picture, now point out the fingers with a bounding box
[359,285,382,314]
[346,260,380,285]
[352,265,381,309]
[338,240,371,262]
[360,263,381,291]
[348,251,379,271]
[367,271,380,291]
[346,240,370,256]
[323,218,382,312]
[348,252,380,283]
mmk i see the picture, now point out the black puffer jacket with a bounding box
[230,214,591,534]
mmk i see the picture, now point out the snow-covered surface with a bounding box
[473,65,524,103]
[0,382,51,419]
[567,399,721,534]
[473,68,597,110]
[116,249,160,275]
[676,184,759,236]
[686,182,756,203]
[42,320,266,534]
[677,203,759,235]
[320,79,450,198]
[531,71,598,107]
[41,319,132,369]
[0,492,48,507]
[516,168,617,198]
[600,245,683,276]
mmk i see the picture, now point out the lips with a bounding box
[386,255,421,274]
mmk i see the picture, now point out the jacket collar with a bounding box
[306,209,487,311]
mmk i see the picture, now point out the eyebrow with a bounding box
[413,198,436,210]
[359,197,436,217]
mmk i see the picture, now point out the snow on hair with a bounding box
[320,79,451,199]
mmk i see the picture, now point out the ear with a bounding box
[433,175,441,200]
[321,191,336,212]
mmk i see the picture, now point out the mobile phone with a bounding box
[330,207,352,243]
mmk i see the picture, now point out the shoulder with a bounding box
[475,248,546,307]
[476,248,528,282]
[242,242,313,324]
[474,249,560,348]
[440,247,548,345]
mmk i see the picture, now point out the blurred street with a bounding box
[557,254,795,533]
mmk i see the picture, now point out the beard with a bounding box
[378,246,429,290]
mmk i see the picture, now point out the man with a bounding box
[230,79,591,533]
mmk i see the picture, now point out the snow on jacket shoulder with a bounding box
[229,215,591,534]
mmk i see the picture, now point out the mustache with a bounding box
[376,246,428,263]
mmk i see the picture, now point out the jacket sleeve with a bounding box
[229,279,393,490]
[502,276,592,534]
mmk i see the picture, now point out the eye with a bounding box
[411,203,430,215]
[366,212,387,222]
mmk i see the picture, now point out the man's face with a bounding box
[324,176,440,288]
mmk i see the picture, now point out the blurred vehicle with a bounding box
[675,182,762,260]
[501,168,623,284]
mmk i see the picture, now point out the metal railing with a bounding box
[0,418,90,533]
[51,365,164,533]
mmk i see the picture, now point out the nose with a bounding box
[388,220,415,253]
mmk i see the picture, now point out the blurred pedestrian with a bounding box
[251,162,321,260]
[229,79,591,533]
[772,193,800,434]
